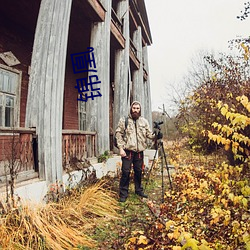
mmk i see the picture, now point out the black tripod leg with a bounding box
[159,146,165,203]
[161,143,173,190]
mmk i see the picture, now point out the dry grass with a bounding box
[0,180,121,249]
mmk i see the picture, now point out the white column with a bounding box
[87,0,112,154]
[25,0,72,183]
[142,45,153,126]
[132,26,144,116]
[113,0,131,130]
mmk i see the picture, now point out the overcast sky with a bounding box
[144,0,250,112]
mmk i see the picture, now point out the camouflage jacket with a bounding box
[115,115,155,152]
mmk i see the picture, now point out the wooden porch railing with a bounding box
[0,128,97,186]
[0,127,37,186]
[111,8,122,32]
[62,130,97,168]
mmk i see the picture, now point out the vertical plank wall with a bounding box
[87,0,112,154]
[25,0,72,183]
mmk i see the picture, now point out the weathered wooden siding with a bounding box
[63,1,93,131]
[113,0,131,131]
[87,0,112,155]
[0,128,37,188]
[142,45,152,126]
[62,130,96,168]
[25,0,72,183]
[132,26,144,114]
[63,77,79,130]
[112,0,153,131]
[0,134,34,172]
[63,63,80,130]
[0,0,153,188]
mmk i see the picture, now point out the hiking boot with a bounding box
[119,197,127,202]
[135,192,148,198]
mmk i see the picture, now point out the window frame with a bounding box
[78,97,87,131]
[0,64,22,129]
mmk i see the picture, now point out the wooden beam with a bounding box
[129,0,152,45]
[136,0,152,44]
[110,20,125,49]
[0,127,36,134]
[111,8,122,28]
[129,46,140,70]
[62,129,96,135]
[129,8,138,30]
[137,13,152,45]
[87,0,106,21]
[75,0,106,22]
[142,36,147,47]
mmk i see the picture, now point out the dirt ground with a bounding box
[87,165,172,250]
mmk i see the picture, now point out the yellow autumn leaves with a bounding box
[241,42,250,61]
[207,95,250,161]
[125,158,249,249]
[126,230,150,249]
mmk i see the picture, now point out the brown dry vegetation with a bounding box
[0,181,121,249]
[0,140,249,250]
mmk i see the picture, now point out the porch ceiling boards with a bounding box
[0,0,41,32]
[0,0,106,32]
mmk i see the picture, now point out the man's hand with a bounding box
[120,148,126,157]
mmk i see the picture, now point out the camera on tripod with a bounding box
[153,121,163,130]
[153,121,163,141]
[144,119,173,199]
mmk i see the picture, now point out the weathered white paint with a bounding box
[0,156,122,204]
[113,0,131,131]
[142,45,153,126]
[0,51,20,66]
[23,0,153,187]
[94,156,121,178]
[144,149,158,160]
[25,0,72,183]
[132,26,144,115]
[86,0,112,155]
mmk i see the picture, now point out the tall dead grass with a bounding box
[0,180,121,249]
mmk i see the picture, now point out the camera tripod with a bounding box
[144,131,173,204]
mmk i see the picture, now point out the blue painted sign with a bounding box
[71,47,102,102]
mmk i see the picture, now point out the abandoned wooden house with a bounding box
[0,0,153,194]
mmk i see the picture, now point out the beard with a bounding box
[131,112,140,120]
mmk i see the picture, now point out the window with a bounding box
[0,66,20,127]
[78,100,86,131]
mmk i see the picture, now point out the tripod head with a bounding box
[153,121,163,130]
[153,121,164,149]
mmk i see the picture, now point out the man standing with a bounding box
[115,101,157,202]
